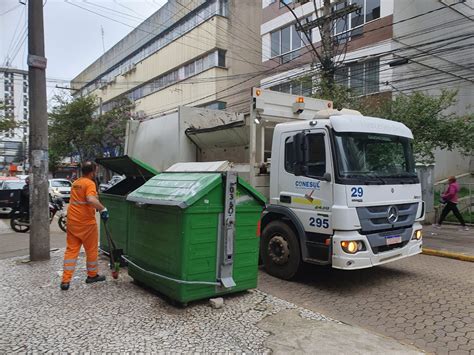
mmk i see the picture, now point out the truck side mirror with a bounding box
[294,132,307,176]
[323,172,332,182]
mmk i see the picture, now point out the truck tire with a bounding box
[261,220,301,280]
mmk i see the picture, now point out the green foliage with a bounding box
[0,101,17,132]
[49,95,133,163]
[371,90,473,163]
[311,82,473,163]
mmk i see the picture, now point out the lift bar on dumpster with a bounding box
[217,171,237,289]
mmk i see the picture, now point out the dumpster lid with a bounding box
[166,161,230,172]
[126,172,266,208]
[95,155,158,178]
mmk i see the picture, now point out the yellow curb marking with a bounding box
[422,248,474,262]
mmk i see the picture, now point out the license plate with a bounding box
[385,235,402,245]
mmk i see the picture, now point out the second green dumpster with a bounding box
[96,155,158,255]
[125,171,266,304]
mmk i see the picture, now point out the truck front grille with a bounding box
[356,203,418,234]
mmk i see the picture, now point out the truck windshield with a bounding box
[334,132,417,184]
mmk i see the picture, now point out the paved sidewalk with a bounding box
[423,224,474,261]
[0,250,421,354]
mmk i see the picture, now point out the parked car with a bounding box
[0,177,22,190]
[0,178,26,215]
[49,179,72,203]
[99,175,125,192]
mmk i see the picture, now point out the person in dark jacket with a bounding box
[19,177,29,219]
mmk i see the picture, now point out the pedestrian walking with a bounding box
[60,161,110,291]
[434,176,469,231]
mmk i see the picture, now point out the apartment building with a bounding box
[392,0,473,178]
[0,67,29,172]
[71,0,262,117]
[260,0,392,96]
[260,0,473,179]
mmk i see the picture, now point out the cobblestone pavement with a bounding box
[258,254,474,354]
[0,250,419,353]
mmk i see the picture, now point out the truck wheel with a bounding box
[261,221,301,280]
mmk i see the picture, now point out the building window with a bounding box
[335,58,380,95]
[270,77,313,96]
[280,0,293,7]
[217,49,226,67]
[106,49,225,110]
[198,101,227,110]
[80,0,229,97]
[270,19,311,59]
[334,0,380,39]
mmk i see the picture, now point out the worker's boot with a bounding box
[85,274,106,284]
[60,282,70,291]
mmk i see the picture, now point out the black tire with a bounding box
[58,216,67,232]
[261,220,301,280]
[10,216,30,233]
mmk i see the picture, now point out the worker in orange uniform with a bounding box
[60,161,109,291]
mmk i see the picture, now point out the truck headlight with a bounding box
[341,240,365,254]
[412,229,422,240]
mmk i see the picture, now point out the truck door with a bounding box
[279,129,334,238]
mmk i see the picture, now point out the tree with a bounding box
[49,94,133,163]
[0,101,17,132]
[380,90,473,163]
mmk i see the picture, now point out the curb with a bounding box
[422,248,474,262]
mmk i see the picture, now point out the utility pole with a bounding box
[28,0,50,261]
[283,0,361,92]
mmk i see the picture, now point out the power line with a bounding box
[122,32,474,117]
[3,6,26,66]
[65,0,270,95]
[0,4,21,16]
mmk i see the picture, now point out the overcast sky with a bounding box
[1,0,167,99]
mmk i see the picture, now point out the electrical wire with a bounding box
[0,4,21,16]
[113,33,474,117]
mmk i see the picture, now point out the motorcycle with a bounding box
[10,196,67,233]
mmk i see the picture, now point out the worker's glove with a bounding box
[100,208,109,221]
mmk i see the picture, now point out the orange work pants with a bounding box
[62,223,99,283]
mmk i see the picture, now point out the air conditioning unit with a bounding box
[136,110,145,119]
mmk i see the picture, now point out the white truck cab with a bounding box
[260,98,424,279]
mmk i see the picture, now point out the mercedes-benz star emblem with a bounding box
[387,205,399,224]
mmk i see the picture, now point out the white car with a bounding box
[49,179,72,202]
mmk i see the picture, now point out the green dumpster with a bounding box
[125,171,266,305]
[95,155,158,255]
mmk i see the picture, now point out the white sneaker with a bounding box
[463,226,469,231]
[432,224,441,229]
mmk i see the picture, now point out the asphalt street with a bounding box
[259,254,474,354]
[0,215,66,260]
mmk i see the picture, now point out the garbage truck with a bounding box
[122,88,424,280]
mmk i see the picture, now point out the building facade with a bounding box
[0,67,29,173]
[71,0,262,117]
[260,0,473,180]
[392,0,473,179]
